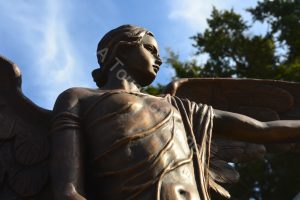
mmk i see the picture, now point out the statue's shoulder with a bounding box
[54,87,97,111]
[58,87,95,98]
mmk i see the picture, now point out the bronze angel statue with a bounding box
[1,24,300,200]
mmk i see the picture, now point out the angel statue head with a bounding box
[92,24,162,88]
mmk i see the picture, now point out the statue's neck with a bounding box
[101,74,141,93]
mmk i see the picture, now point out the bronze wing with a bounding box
[164,78,300,198]
[0,55,52,199]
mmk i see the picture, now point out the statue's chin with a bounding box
[136,75,156,87]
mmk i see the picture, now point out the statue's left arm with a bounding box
[50,88,86,200]
[214,109,300,143]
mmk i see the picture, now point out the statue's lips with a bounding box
[153,64,160,73]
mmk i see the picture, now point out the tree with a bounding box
[248,0,300,63]
[248,0,300,82]
[167,1,300,81]
[163,1,300,199]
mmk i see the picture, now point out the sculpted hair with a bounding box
[92,24,154,88]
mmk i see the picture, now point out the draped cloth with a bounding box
[166,95,214,200]
[51,91,214,200]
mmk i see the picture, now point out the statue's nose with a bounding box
[161,183,200,200]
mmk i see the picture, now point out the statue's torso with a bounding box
[80,91,197,199]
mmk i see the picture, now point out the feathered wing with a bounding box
[163,78,300,198]
[0,55,53,199]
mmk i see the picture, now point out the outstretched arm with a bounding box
[214,109,300,143]
[51,89,86,200]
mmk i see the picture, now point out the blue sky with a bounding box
[0,0,263,109]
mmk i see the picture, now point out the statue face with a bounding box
[121,34,162,87]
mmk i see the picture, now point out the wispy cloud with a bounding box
[167,0,258,32]
[0,0,86,109]
[160,0,226,64]
[167,0,225,32]
[36,0,84,104]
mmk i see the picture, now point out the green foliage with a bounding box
[165,49,202,78]
[211,154,300,200]
[248,0,300,62]
[246,0,300,82]
[166,1,300,81]
[214,154,300,200]
[191,8,249,77]
[142,84,165,95]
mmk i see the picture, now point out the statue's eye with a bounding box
[144,44,157,54]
